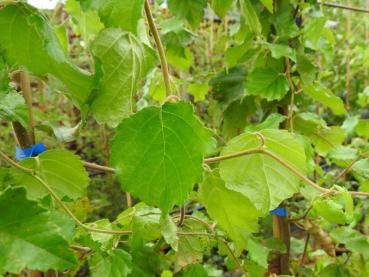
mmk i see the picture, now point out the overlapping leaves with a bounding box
[0,188,77,274]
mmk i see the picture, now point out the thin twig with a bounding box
[204,147,263,163]
[83,161,115,174]
[0,150,34,173]
[144,0,172,96]
[299,233,310,265]
[333,150,369,183]
[70,245,92,253]
[177,206,186,227]
[317,1,369,13]
[285,58,295,132]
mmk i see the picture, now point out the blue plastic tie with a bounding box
[16,143,47,161]
[270,207,287,217]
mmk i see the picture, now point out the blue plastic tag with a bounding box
[270,207,287,217]
[16,143,47,161]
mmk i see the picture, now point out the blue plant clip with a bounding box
[16,143,47,161]
[270,207,287,217]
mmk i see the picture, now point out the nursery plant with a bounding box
[1,0,369,276]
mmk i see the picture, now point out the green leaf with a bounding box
[273,1,299,40]
[266,43,295,61]
[188,83,209,102]
[296,54,317,85]
[355,119,369,139]
[94,0,145,34]
[303,17,326,50]
[240,0,262,34]
[313,198,348,225]
[200,171,262,252]
[130,206,162,250]
[0,90,28,126]
[246,67,289,101]
[352,158,369,179]
[168,0,207,29]
[11,150,89,200]
[210,0,233,18]
[175,220,211,270]
[91,28,156,127]
[210,66,247,109]
[247,238,270,268]
[111,101,215,213]
[260,0,273,13]
[182,264,208,277]
[222,97,256,139]
[320,264,350,277]
[245,113,286,132]
[0,3,94,107]
[65,0,104,44]
[312,127,345,156]
[330,227,369,259]
[304,85,346,115]
[90,249,132,277]
[0,187,77,274]
[160,215,179,251]
[219,129,306,212]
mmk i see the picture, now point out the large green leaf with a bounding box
[11,150,89,200]
[0,187,77,274]
[240,0,262,34]
[219,129,306,212]
[200,171,262,252]
[168,0,207,29]
[0,3,94,107]
[304,85,346,115]
[111,101,215,213]
[89,249,132,277]
[91,28,156,127]
[246,67,289,101]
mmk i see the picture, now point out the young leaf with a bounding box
[246,67,289,101]
[219,129,307,212]
[89,249,132,277]
[0,188,77,274]
[111,101,215,214]
[11,150,89,200]
[200,171,262,252]
[168,0,207,29]
[0,3,94,107]
[304,85,346,115]
[91,28,156,127]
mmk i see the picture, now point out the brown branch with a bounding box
[19,71,35,144]
[299,233,310,265]
[83,161,115,174]
[144,0,172,96]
